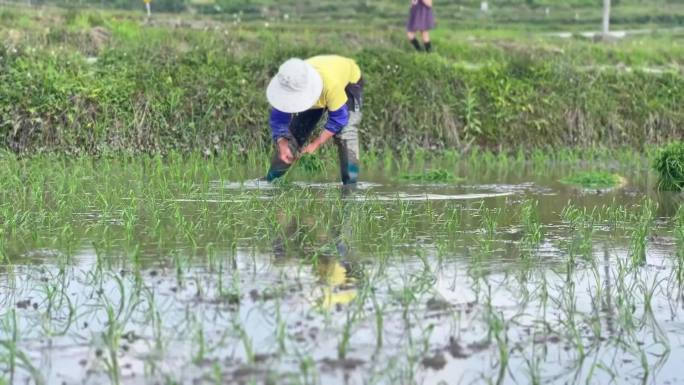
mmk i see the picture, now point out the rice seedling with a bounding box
[0,310,44,385]
[674,206,684,292]
[103,305,122,385]
[273,295,288,355]
[629,200,655,266]
[522,347,542,385]
[371,289,385,352]
[492,311,510,385]
[193,323,206,365]
[337,309,355,360]
[520,199,543,250]
[478,202,502,239]
[233,317,254,364]
[561,203,597,260]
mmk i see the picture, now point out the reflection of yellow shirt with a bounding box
[316,261,348,286]
[306,55,362,112]
[314,260,358,310]
[319,288,357,309]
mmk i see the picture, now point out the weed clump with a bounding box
[560,171,624,190]
[653,142,684,191]
[397,169,462,183]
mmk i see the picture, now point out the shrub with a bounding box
[560,171,624,189]
[654,142,684,191]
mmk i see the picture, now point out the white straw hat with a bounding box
[266,58,323,113]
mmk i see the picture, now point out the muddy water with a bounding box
[2,164,683,385]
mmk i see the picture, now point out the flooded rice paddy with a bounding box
[1,154,683,385]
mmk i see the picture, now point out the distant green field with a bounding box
[16,0,684,30]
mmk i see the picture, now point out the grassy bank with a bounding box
[0,7,683,154]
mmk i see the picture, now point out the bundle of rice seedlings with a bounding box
[297,153,325,174]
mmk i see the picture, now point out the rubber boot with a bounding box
[410,38,422,51]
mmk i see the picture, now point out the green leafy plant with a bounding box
[560,171,624,189]
[653,142,684,191]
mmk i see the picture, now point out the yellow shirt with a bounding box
[306,55,362,112]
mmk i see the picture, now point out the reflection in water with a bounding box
[3,167,684,385]
[272,186,361,310]
[603,244,615,336]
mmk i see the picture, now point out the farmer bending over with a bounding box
[265,55,363,185]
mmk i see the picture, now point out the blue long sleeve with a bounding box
[325,104,349,135]
[270,108,292,141]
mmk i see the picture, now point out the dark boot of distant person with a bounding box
[424,41,432,53]
[410,38,422,51]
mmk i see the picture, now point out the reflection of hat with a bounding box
[266,58,323,113]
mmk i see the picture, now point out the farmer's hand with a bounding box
[302,130,335,155]
[277,138,294,164]
[301,142,319,155]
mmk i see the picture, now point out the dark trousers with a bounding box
[266,80,363,185]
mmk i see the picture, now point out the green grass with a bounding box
[560,171,624,189]
[653,141,684,191]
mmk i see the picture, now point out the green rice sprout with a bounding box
[520,200,543,249]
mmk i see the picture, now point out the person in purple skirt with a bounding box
[406,0,435,52]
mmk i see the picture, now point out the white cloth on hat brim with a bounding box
[266,61,323,113]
